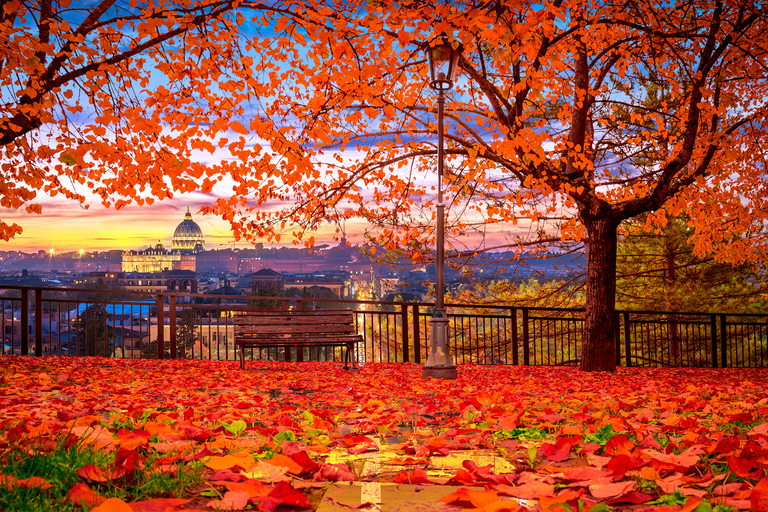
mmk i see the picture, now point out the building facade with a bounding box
[122,209,205,272]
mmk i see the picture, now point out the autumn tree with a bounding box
[204,0,768,372]
[0,0,291,240]
[5,0,768,372]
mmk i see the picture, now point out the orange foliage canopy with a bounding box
[4,0,766,256]
[2,0,767,370]
[0,0,283,241]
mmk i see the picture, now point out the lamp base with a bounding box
[421,365,458,380]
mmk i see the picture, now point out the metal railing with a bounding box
[1,285,766,368]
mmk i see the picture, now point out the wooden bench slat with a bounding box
[233,314,354,326]
[236,334,362,346]
[235,324,356,335]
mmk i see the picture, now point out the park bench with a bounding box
[233,310,361,370]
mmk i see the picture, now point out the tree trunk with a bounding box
[580,215,619,372]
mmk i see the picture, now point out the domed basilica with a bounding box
[172,208,205,252]
[122,208,205,272]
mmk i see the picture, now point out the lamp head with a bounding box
[423,36,463,91]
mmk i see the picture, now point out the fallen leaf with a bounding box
[204,451,257,471]
[240,461,291,482]
[206,490,250,510]
[91,497,133,512]
[752,477,768,512]
[76,464,127,483]
[264,454,304,474]
[589,480,635,499]
[393,468,432,484]
[68,483,106,508]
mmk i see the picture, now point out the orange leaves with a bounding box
[68,483,107,508]
[0,474,53,490]
[4,359,768,510]
[441,488,522,512]
[263,454,304,475]
[77,464,127,483]
[203,451,257,471]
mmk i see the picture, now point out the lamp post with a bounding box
[421,38,463,380]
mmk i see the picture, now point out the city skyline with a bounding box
[0,194,358,254]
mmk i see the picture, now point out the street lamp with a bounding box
[421,37,463,380]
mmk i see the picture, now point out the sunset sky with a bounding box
[0,193,365,254]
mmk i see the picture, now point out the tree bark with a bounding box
[580,214,619,372]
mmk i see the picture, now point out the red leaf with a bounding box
[289,450,319,473]
[267,481,310,508]
[68,483,106,507]
[607,490,654,504]
[314,463,355,482]
[541,442,571,462]
[341,435,375,447]
[393,468,432,485]
[115,429,150,449]
[605,435,635,456]
[752,477,768,512]
[178,424,212,442]
[712,436,740,455]
[208,469,245,482]
[727,456,755,478]
[606,454,645,477]
[76,464,127,483]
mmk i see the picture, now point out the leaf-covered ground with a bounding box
[1,357,767,511]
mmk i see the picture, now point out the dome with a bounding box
[172,208,205,251]
[154,240,166,251]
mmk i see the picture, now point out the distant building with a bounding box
[250,269,283,294]
[122,208,204,272]
[283,275,345,298]
[196,250,238,274]
[79,270,198,294]
[172,208,206,252]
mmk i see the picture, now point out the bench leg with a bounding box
[344,343,359,371]
[239,346,245,369]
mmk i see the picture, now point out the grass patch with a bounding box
[0,430,205,511]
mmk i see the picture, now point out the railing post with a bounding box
[412,304,421,364]
[710,314,718,369]
[614,311,621,368]
[156,294,164,360]
[623,312,631,368]
[169,295,176,359]
[20,289,29,356]
[34,288,43,357]
[401,304,409,363]
[719,314,727,368]
[511,307,518,365]
[522,308,530,366]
